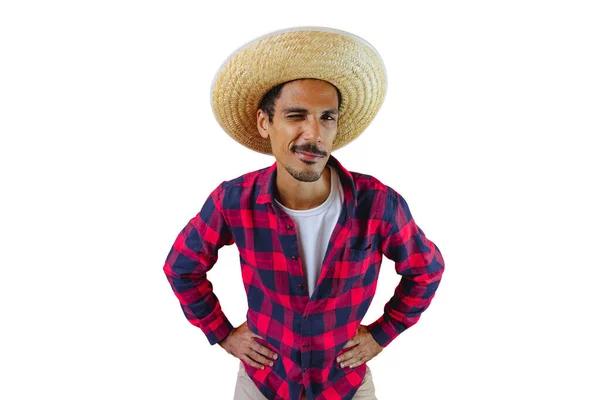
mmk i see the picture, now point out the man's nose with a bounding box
[302,117,322,141]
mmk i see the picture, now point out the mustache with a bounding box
[291,144,328,157]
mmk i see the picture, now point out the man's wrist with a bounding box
[218,330,233,348]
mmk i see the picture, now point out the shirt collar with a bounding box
[256,154,357,209]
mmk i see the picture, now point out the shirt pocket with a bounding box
[339,245,372,277]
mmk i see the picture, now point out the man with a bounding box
[163,27,445,400]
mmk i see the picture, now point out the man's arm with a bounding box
[163,183,235,345]
[366,188,445,348]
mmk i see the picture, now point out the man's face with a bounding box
[257,79,339,182]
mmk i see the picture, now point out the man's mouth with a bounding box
[295,151,324,161]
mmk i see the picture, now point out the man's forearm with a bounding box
[164,266,234,344]
[163,185,235,344]
[367,260,444,347]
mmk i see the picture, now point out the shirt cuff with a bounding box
[366,315,405,348]
[200,310,235,345]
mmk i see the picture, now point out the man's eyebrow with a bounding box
[281,107,339,115]
[282,107,308,114]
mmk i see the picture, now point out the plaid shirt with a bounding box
[163,155,445,400]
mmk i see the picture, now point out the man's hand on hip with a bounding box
[337,325,383,369]
[218,321,278,370]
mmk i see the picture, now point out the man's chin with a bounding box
[285,164,323,183]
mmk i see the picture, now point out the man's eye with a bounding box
[322,115,336,121]
[287,114,303,119]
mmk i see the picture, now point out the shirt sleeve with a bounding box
[367,188,445,347]
[163,183,235,345]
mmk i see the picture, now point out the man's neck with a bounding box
[275,164,331,210]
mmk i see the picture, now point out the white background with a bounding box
[1,1,598,399]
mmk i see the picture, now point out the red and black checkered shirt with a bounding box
[163,155,445,400]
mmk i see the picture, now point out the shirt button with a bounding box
[298,284,304,290]
[303,314,308,319]
[303,344,308,349]
[303,368,307,373]
[291,256,297,261]
[286,225,293,231]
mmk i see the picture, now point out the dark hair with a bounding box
[258,79,342,123]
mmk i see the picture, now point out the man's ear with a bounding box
[257,109,270,139]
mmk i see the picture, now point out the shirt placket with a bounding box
[272,204,314,396]
[275,205,308,298]
[300,310,312,393]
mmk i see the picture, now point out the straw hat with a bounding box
[211,27,387,155]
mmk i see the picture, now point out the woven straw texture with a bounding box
[211,28,387,154]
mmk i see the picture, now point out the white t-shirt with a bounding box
[274,166,344,297]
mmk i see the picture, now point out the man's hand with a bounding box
[337,325,383,369]
[218,321,278,370]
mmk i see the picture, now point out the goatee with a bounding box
[285,165,323,182]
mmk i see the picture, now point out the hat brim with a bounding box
[211,26,387,155]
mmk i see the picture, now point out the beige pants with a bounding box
[233,361,377,400]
